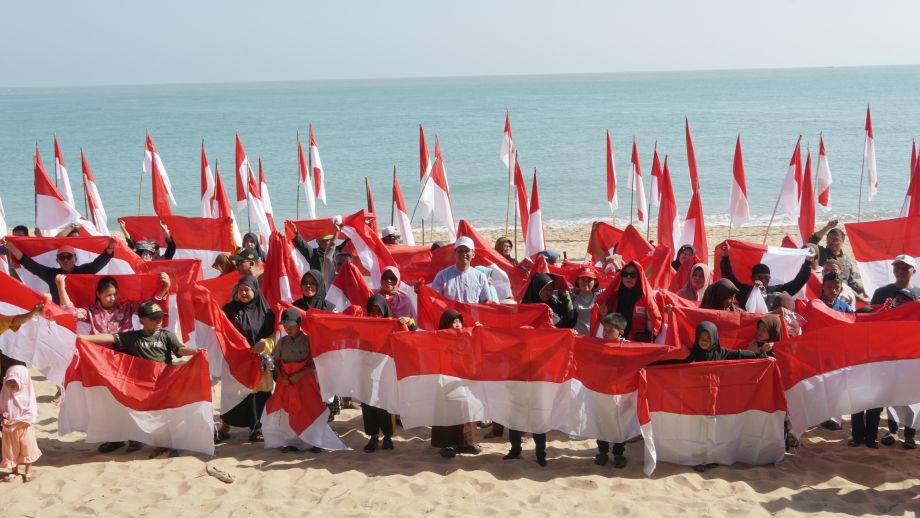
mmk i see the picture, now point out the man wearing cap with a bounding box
[380,226,402,246]
[809,219,868,303]
[119,220,177,262]
[5,237,116,304]
[80,300,198,455]
[870,255,920,306]
[719,243,813,308]
[430,237,491,304]
[232,247,263,279]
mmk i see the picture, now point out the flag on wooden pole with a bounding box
[729,135,750,227]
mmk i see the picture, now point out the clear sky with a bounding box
[2,0,918,88]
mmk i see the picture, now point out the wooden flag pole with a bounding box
[513,151,519,261]
[296,132,301,220]
[628,137,635,227]
[421,219,426,246]
[857,137,867,223]
[646,141,656,241]
[391,165,396,226]
[81,147,89,220]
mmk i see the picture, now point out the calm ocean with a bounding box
[1,65,918,231]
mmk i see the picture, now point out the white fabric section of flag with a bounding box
[865,135,878,201]
[15,249,134,295]
[192,319,250,409]
[35,194,98,237]
[629,161,647,226]
[677,217,697,250]
[313,349,399,413]
[58,384,214,455]
[418,170,435,220]
[142,149,177,206]
[302,179,317,219]
[431,185,456,242]
[887,405,920,430]
[856,257,920,306]
[524,208,544,258]
[487,262,513,301]
[729,178,750,226]
[260,174,274,219]
[778,160,800,220]
[84,178,109,236]
[310,141,327,204]
[744,288,769,313]
[0,311,75,387]
[640,410,785,475]
[201,163,215,218]
[393,203,416,246]
[324,284,351,312]
[0,195,7,238]
[816,142,833,209]
[500,115,514,184]
[759,246,811,286]
[54,156,76,209]
[261,408,347,451]
[339,225,385,289]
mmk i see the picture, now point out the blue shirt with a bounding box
[820,295,855,313]
[431,265,491,304]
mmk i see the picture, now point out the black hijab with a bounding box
[293,270,335,312]
[243,232,267,261]
[522,273,554,304]
[687,321,725,362]
[672,244,695,270]
[615,265,643,327]
[700,279,740,311]
[366,294,391,318]
[222,275,275,346]
[438,309,463,330]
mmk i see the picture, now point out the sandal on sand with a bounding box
[22,473,36,483]
[0,473,19,483]
[206,464,234,484]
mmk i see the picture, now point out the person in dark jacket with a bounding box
[4,238,115,304]
[292,270,336,312]
[521,273,575,329]
[687,321,769,362]
[718,243,812,308]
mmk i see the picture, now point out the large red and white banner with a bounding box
[606,129,618,213]
[714,239,810,290]
[119,216,237,280]
[81,150,110,236]
[416,284,552,331]
[845,216,920,297]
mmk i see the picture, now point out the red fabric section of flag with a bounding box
[118,216,236,252]
[514,158,529,235]
[0,270,76,331]
[330,261,373,308]
[662,303,786,351]
[713,239,768,285]
[417,284,553,331]
[845,216,920,262]
[306,313,404,357]
[587,222,625,265]
[61,273,163,309]
[606,130,616,206]
[798,152,816,245]
[657,157,678,254]
[190,284,262,389]
[802,298,920,332]
[7,236,143,272]
[261,232,303,308]
[264,360,327,436]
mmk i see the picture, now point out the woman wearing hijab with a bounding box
[211,253,236,276]
[572,268,600,335]
[494,237,518,265]
[699,279,743,312]
[768,291,805,337]
[378,266,417,323]
[747,315,781,356]
[675,263,711,303]
[293,270,336,312]
[595,261,662,342]
[431,310,482,458]
[521,273,575,329]
[672,244,696,272]
[361,295,398,452]
[216,276,276,443]
[242,232,266,262]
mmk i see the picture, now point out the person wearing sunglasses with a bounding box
[5,238,116,304]
[594,261,662,342]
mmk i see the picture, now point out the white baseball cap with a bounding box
[454,236,475,251]
[893,254,917,269]
[381,225,400,239]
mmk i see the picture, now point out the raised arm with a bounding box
[77,237,115,274]
[719,244,746,289]
[161,221,176,260]
[778,256,814,296]
[155,273,171,300]
[80,333,117,345]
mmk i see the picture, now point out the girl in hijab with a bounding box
[217,276,276,443]
[747,315,781,356]
[293,270,336,312]
[700,279,743,312]
[242,232,266,262]
[378,266,417,324]
[361,295,397,452]
[572,268,600,335]
[768,291,805,337]
[431,310,482,458]
[595,261,662,342]
[494,237,518,265]
[521,273,575,329]
[0,365,40,482]
[688,321,770,362]
[675,263,711,303]
[212,253,236,276]
[672,244,696,271]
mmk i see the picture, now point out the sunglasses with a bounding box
[57,253,75,260]
[621,270,638,279]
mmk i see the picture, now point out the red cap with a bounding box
[577,268,597,280]
[57,245,76,255]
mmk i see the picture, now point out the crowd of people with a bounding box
[1,217,918,483]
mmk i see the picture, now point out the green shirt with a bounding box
[114,329,183,364]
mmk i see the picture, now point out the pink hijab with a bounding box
[675,263,711,302]
[378,266,417,320]
[0,365,37,423]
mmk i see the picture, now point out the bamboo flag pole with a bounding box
[504,110,513,237]
[513,151,519,261]
[391,165,396,226]
[857,136,867,224]
[763,135,802,244]
[296,131,301,220]
[646,141,656,241]
[629,136,636,227]
[81,147,89,220]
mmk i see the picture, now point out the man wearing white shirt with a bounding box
[430,236,491,304]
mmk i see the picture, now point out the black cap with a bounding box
[280,308,302,326]
[231,248,258,262]
[895,288,917,301]
[135,241,158,254]
[138,300,165,319]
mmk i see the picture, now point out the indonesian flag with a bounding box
[60,272,168,335]
[246,159,274,246]
[657,157,681,255]
[257,157,277,233]
[714,239,811,290]
[365,178,376,215]
[901,142,920,217]
[677,189,708,266]
[257,232,303,308]
[0,271,77,386]
[629,139,647,226]
[416,284,553,331]
[325,261,373,312]
[845,216,920,296]
[59,339,215,455]
[418,124,434,219]
[142,133,177,218]
[778,138,803,221]
[685,118,700,191]
[305,312,404,413]
[429,136,457,241]
[140,259,205,342]
[297,133,317,219]
[657,294,787,351]
[865,105,879,201]
[524,169,545,257]
[118,216,237,280]
[8,236,141,295]
[816,135,833,209]
[649,146,662,207]
[801,297,920,333]
[729,136,750,227]
[261,360,346,451]
[53,136,76,209]
[81,150,110,236]
[200,143,216,218]
[638,359,787,475]
[392,173,416,246]
[776,321,920,438]
[513,156,529,235]
[606,129,618,213]
[587,222,624,264]
[798,151,816,246]
[213,162,243,246]
[309,125,327,204]
[35,146,98,236]
[338,210,398,290]
[500,112,514,183]
[234,133,249,212]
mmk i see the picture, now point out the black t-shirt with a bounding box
[114,329,183,364]
[870,284,920,305]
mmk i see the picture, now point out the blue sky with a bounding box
[2,0,918,88]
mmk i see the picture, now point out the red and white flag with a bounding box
[713,239,811,294]
[339,210,398,289]
[257,157,277,233]
[679,121,708,264]
[297,133,317,219]
[260,232,303,309]
[213,162,242,246]
[649,145,662,207]
[118,216,237,280]
[428,136,457,241]
[638,359,787,474]
[798,151,816,246]
[325,261,373,312]
[845,216,920,296]
[392,173,416,246]
[80,150,109,236]
[900,142,920,217]
[864,105,879,201]
[35,146,98,236]
[524,169,545,258]
[416,284,552,331]
[657,157,681,257]
[418,124,434,218]
[245,155,274,246]
[513,156,529,235]
[776,321,920,438]
[777,138,803,221]
[234,133,250,212]
[200,143,216,218]
[629,139,647,226]
[729,136,750,227]
[606,129,618,213]
[365,178,376,215]
[685,118,700,191]
[60,272,168,335]
[142,133,177,218]
[59,339,215,455]
[53,136,76,209]
[309,125,327,204]
[657,293,787,351]
[500,112,515,184]
[816,135,833,209]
